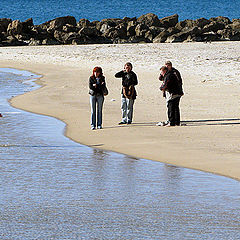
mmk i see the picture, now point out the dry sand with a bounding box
[0,42,240,180]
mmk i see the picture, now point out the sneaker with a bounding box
[91,126,96,130]
[127,121,132,124]
[97,126,102,129]
[156,120,169,126]
[118,121,127,125]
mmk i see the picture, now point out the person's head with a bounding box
[160,66,168,76]
[165,61,172,71]
[124,62,133,73]
[92,66,103,78]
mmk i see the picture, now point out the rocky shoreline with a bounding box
[0,13,240,46]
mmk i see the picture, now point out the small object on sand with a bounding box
[110,99,116,101]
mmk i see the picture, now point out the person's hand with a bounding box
[93,84,97,87]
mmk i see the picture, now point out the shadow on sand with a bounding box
[103,118,240,128]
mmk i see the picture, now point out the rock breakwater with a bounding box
[1,13,240,46]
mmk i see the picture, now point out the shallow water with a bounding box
[0,68,240,239]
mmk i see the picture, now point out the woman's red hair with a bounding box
[92,66,103,77]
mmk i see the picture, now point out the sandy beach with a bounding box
[0,42,240,180]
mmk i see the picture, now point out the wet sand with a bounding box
[0,42,240,180]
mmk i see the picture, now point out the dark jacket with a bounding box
[160,71,183,95]
[115,70,138,99]
[89,76,106,96]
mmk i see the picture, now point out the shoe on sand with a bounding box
[118,121,127,125]
[156,121,169,126]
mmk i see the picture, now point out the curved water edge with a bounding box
[0,68,239,239]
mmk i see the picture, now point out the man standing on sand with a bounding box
[157,61,184,126]
[115,62,138,125]
[158,66,183,127]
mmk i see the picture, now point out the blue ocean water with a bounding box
[0,0,239,25]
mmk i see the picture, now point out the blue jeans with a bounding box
[121,96,134,123]
[90,95,104,128]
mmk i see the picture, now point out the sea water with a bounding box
[0,68,239,239]
[0,0,239,25]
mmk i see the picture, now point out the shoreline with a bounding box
[1,42,240,181]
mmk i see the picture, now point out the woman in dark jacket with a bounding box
[89,66,107,130]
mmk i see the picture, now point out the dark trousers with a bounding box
[167,97,181,126]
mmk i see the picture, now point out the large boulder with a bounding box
[127,21,137,36]
[153,27,179,43]
[0,18,12,32]
[165,26,201,43]
[175,19,195,30]
[22,18,34,33]
[47,16,77,33]
[194,18,211,28]
[135,23,149,37]
[31,26,50,40]
[2,35,27,46]
[145,26,164,41]
[62,24,78,33]
[210,16,231,25]
[201,32,221,42]
[79,26,100,37]
[202,21,226,33]
[217,29,240,41]
[230,19,240,31]
[159,14,178,28]
[96,18,123,31]
[7,20,23,36]
[77,18,91,28]
[137,13,160,27]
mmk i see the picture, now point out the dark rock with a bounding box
[103,27,125,39]
[175,19,195,30]
[127,21,136,36]
[113,38,129,44]
[7,20,23,36]
[202,21,226,33]
[54,30,81,44]
[22,18,34,33]
[194,18,211,28]
[201,32,220,42]
[184,35,203,42]
[63,24,78,33]
[29,38,41,46]
[2,35,27,46]
[128,36,151,43]
[123,17,137,23]
[31,26,50,40]
[153,27,180,43]
[230,19,240,31]
[42,38,59,45]
[135,23,149,37]
[166,26,201,42]
[0,18,12,32]
[79,26,100,37]
[159,14,178,28]
[137,13,160,27]
[99,23,112,34]
[210,16,231,25]
[217,29,240,41]
[96,18,123,31]
[77,19,90,28]
[47,16,77,33]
